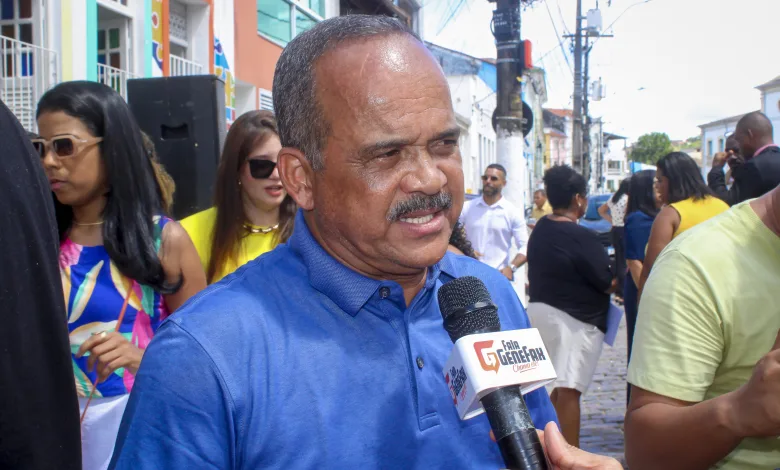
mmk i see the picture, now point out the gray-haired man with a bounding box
[106,14,628,470]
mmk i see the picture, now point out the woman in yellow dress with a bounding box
[637,151,729,294]
[181,110,296,283]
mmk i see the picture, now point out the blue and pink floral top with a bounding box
[61,216,171,397]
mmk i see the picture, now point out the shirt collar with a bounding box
[752,143,778,160]
[288,210,450,316]
[477,196,506,208]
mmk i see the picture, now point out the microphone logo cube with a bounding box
[443,329,557,420]
[445,366,469,405]
[474,340,501,373]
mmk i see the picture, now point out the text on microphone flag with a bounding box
[443,328,557,420]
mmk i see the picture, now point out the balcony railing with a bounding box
[169,55,203,77]
[0,35,59,131]
[97,63,138,100]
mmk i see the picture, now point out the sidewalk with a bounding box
[580,317,628,467]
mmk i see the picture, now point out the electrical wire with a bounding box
[542,0,573,75]
[592,0,655,47]
[437,0,468,35]
[555,0,571,35]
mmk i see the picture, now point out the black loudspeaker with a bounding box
[127,75,226,220]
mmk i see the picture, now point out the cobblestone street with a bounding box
[580,317,628,467]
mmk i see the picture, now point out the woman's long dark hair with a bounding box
[37,81,179,294]
[656,151,712,204]
[626,170,659,218]
[612,177,631,203]
[449,222,477,259]
[208,110,296,283]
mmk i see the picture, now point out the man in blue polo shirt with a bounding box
[110,15,560,469]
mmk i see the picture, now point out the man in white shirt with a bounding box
[459,164,528,280]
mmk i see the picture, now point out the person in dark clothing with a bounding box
[527,165,616,448]
[0,100,81,469]
[708,111,780,205]
[622,169,660,404]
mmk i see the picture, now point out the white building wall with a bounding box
[603,140,628,192]
[325,0,340,18]
[700,119,739,178]
[446,75,497,195]
[762,88,780,143]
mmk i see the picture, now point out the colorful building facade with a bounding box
[1,0,423,131]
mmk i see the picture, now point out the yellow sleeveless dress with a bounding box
[670,196,729,239]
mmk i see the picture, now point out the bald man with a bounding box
[708,111,780,205]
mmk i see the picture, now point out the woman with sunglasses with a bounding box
[35,81,207,470]
[636,152,729,296]
[181,110,296,284]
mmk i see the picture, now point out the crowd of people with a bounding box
[2,12,780,470]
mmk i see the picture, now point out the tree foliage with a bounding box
[631,132,673,164]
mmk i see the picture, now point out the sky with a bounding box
[423,0,780,143]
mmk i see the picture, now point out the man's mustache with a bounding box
[387,192,453,222]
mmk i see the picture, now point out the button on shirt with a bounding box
[109,211,558,470]
[460,197,529,269]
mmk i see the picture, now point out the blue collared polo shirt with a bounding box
[110,211,558,469]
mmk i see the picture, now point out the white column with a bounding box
[60,0,89,81]
[187,3,210,72]
[497,128,528,304]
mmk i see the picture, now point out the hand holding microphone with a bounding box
[438,276,549,470]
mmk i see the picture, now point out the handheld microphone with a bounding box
[438,276,548,470]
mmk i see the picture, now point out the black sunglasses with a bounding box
[248,159,277,179]
[482,175,500,182]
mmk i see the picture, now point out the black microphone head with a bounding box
[438,276,500,343]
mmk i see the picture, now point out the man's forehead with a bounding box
[317,37,449,109]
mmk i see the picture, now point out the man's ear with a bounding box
[279,147,315,211]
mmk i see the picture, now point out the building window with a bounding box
[707,139,713,157]
[718,138,724,153]
[97,26,124,70]
[258,0,323,47]
[259,88,273,111]
[169,0,188,55]
[0,0,33,44]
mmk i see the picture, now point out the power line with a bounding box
[542,0,573,75]
[592,0,654,47]
[437,0,468,35]
[555,0,571,35]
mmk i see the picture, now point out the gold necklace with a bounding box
[244,223,279,234]
[73,220,104,226]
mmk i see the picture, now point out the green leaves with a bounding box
[631,132,673,164]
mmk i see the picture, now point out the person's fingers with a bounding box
[98,356,130,382]
[544,421,623,469]
[535,428,548,457]
[543,421,570,461]
[88,334,124,357]
[86,335,122,371]
[76,331,110,358]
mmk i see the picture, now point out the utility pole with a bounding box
[490,0,526,209]
[571,0,584,174]
[566,5,611,189]
[583,34,591,185]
